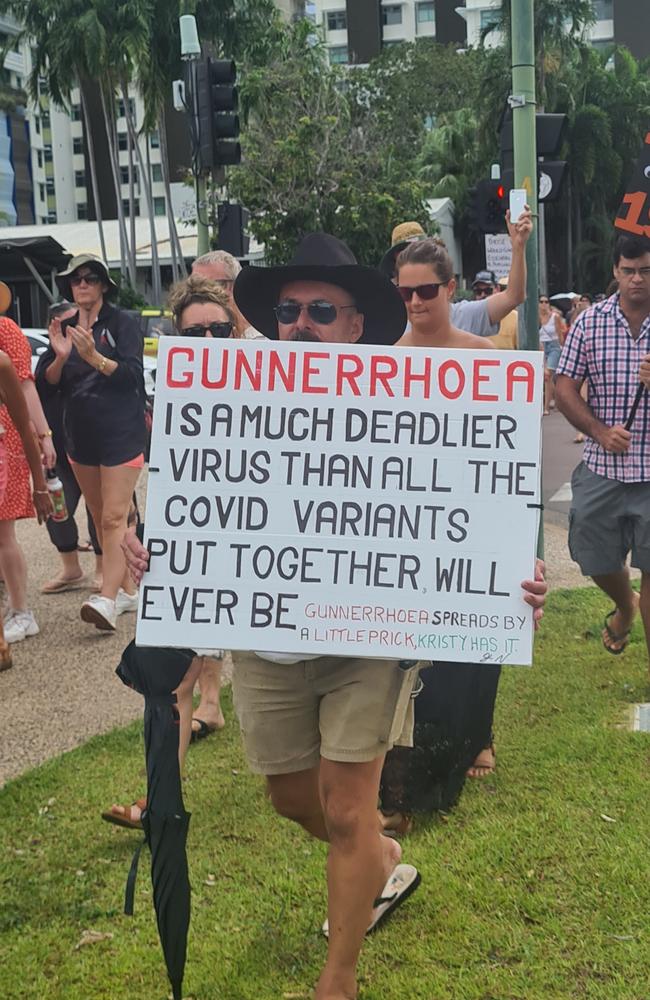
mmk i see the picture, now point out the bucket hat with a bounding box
[56,254,118,298]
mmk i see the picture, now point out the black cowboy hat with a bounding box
[233,232,406,345]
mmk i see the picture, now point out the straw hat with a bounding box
[379,222,428,277]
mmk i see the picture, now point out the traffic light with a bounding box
[475,179,507,234]
[196,56,241,172]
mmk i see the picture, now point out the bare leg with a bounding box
[316,756,400,1000]
[266,767,328,841]
[593,568,639,653]
[173,656,204,773]
[639,572,650,676]
[0,520,27,611]
[192,655,225,734]
[267,759,404,1000]
[97,465,141,599]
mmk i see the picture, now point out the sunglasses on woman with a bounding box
[70,272,102,287]
[179,321,233,339]
[397,282,447,302]
[274,300,357,325]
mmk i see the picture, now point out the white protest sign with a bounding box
[485,234,513,279]
[136,340,543,665]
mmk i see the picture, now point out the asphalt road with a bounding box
[541,407,583,523]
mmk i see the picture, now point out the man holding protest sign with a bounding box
[125,232,547,1000]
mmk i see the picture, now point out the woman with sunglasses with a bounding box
[396,238,496,352]
[37,255,146,633]
[379,238,511,833]
[103,274,233,829]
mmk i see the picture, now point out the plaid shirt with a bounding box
[556,293,650,482]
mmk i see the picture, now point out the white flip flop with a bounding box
[322,863,421,938]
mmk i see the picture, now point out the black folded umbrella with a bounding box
[117,641,196,1000]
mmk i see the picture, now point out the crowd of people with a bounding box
[1,217,650,1000]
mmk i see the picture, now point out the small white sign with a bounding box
[485,234,513,279]
[136,340,543,665]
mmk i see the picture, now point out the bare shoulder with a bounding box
[450,328,495,350]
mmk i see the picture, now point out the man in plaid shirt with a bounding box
[556,233,650,659]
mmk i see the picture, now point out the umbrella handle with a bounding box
[624,383,646,431]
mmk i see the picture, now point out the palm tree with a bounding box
[3,0,137,283]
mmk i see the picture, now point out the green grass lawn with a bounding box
[1,588,649,1000]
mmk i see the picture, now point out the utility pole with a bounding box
[510,0,539,352]
[510,0,544,558]
[179,13,210,256]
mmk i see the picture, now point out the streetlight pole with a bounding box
[179,13,210,256]
[510,0,539,352]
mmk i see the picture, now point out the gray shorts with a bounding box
[568,462,650,575]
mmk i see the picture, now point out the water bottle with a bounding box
[46,469,68,522]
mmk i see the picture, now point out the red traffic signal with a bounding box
[475,179,507,234]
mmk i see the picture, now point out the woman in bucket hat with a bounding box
[36,254,146,632]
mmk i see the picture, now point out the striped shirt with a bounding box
[556,293,650,482]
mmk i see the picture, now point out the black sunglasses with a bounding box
[274,300,357,325]
[70,272,102,287]
[179,322,233,339]
[397,282,447,302]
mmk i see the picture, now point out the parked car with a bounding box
[23,329,50,375]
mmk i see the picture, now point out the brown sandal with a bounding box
[379,810,414,837]
[101,797,146,830]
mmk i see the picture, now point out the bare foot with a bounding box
[467,744,496,779]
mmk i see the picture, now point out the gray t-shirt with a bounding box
[450,298,497,337]
[403,299,498,338]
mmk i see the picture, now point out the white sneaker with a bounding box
[80,594,116,631]
[115,588,139,616]
[5,610,40,644]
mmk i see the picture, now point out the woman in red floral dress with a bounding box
[0,316,56,644]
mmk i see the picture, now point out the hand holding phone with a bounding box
[509,188,527,224]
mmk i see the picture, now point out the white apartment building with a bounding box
[1,14,172,228]
[312,0,437,63]
[459,0,615,49]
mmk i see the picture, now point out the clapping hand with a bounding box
[49,317,73,361]
[69,324,98,365]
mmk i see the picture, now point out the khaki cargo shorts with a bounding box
[231,652,422,775]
